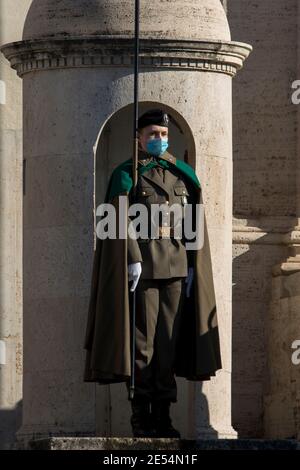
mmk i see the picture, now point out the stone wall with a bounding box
[0,0,33,450]
[227,0,298,437]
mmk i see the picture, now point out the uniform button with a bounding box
[166,200,169,205]
[142,191,146,195]
[165,212,169,215]
[182,190,186,194]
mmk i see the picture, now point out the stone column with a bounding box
[0,0,251,445]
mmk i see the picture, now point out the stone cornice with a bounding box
[233,217,300,245]
[0,36,252,78]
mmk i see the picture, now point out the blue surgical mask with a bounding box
[146,138,169,157]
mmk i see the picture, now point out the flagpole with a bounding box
[129,0,140,401]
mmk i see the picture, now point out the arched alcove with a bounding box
[94,101,196,207]
[93,102,197,438]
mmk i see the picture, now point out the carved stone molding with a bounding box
[233,217,299,245]
[0,37,252,78]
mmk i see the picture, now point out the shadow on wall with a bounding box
[0,400,22,450]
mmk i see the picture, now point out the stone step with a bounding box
[29,437,300,451]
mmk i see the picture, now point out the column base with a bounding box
[196,424,238,439]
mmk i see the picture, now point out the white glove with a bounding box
[185,267,194,298]
[128,262,142,292]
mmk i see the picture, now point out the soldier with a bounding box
[125,109,198,438]
[83,109,222,439]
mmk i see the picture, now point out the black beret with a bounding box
[138,109,169,130]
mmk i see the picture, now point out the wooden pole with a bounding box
[129,0,140,401]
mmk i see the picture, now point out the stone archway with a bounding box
[93,102,197,438]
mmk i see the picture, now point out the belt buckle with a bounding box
[159,226,171,238]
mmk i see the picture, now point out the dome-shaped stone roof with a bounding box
[23,0,230,41]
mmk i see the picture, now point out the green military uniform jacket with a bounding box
[83,149,222,384]
[127,149,198,279]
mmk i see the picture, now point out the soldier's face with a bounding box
[138,125,168,152]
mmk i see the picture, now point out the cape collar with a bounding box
[137,147,176,166]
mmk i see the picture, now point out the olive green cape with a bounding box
[84,154,222,383]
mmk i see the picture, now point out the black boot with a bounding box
[130,396,156,437]
[151,400,181,438]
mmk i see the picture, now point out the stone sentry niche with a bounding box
[94,103,196,438]
[95,103,195,206]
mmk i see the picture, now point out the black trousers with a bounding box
[126,277,185,403]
